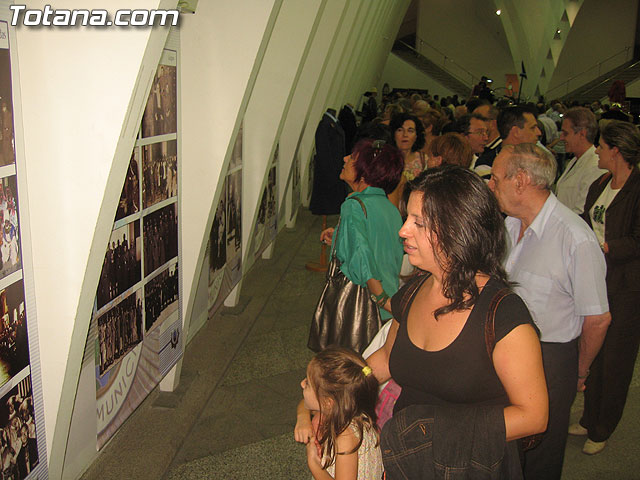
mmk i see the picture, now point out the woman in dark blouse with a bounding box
[571,120,640,455]
[367,166,548,447]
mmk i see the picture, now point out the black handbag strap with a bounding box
[398,273,431,321]
[483,286,545,452]
[484,287,513,359]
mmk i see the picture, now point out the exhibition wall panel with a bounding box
[277,0,345,219]
[206,128,243,318]
[242,0,323,272]
[0,5,50,478]
[13,2,171,475]
[93,43,183,451]
[179,0,278,345]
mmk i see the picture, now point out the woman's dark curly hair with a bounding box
[403,165,510,318]
[389,112,426,151]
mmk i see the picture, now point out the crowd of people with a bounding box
[97,227,141,310]
[299,82,640,479]
[144,263,178,332]
[97,292,143,375]
[143,204,178,276]
[0,380,38,480]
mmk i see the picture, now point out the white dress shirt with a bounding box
[504,193,609,342]
[555,145,606,214]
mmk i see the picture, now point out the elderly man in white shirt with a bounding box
[489,143,611,480]
[555,107,606,214]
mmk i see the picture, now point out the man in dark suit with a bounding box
[338,103,357,154]
[360,88,378,124]
[309,108,346,216]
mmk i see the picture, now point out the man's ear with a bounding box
[509,125,520,142]
[578,128,588,140]
[515,170,530,192]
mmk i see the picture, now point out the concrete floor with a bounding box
[80,208,640,479]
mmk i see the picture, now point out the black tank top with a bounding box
[389,275,534,413]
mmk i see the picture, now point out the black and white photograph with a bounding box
[144,262,178,333]
[141,52,177,138]
[254,166,277,259]
[208,190,226,274]
[0,43,15,168]
[229,124,242,171]
[115,150,140,222]
[225,172,241,263]
[266,165,277,229]
[0,176,20,281]
[0,280,28,389]
[307,154,314,205]
[253,189,267,258]
[96,221,141,310]
[0,376,39,479]
[97,289,143,375]
[292,153,301,216]
[143,203,178,276]
[142,140,177,210]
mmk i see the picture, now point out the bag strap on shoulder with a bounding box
[484,287,512,359]
[399,273,431,321]
[331,195,367,259]
[349,195,367,218]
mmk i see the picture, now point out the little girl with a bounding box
[294,346,383,480]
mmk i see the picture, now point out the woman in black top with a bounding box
[367,166,548,449]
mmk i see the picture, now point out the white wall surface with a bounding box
[180,0,278,341]
[416,0,513,91]
[546,0,638,98]
[243,0,322,271]
[277,0,346,208]
[380,52,454,97]
[625,76,640,98]
[297,0,363,186]
[413,0,638,99]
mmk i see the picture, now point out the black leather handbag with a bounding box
[307,197,382,354]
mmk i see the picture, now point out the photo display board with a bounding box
[207,125,242,315]
[290,151,301,221]
[94,48,182,449]
[249,146,278,260]
[0,15,49,480]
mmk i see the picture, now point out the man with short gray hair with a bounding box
[489,143,611,480]
[555,107,606,214]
